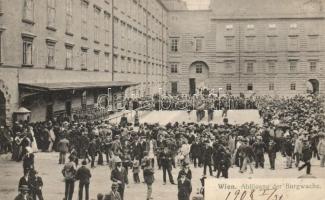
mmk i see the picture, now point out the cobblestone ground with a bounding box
[1,152,324,200]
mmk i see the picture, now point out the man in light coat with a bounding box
[317,133,325,167]
[58,135,70,164]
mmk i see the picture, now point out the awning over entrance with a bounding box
[19,81,139,92]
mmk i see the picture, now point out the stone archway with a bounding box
[189,61,209,95]
[307,79,319,94]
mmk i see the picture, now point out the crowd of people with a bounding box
[1,94,325,200]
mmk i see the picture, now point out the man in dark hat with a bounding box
[160,147,176,185]
[29,169,44,200]
[190,139,200,168]
[202,141,213,176]
[76,160,92,200]
[177,171,192,200]
[62,156,77,200]
[104,182,122,200]
[267,139,277,170]
[298,139,313,175]
[177,162,192,181]
[110,157,128,200]
[15,185,33,200]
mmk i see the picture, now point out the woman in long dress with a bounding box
[29,126,38,153]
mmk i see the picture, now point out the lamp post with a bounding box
[107,88,111,111]
[159,88,162,111]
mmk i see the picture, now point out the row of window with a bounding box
[224,35,319,52]
[168,61,318,74]
[170,82,297,94]
[21,35,166,74]
[169,34,320,53]
[170,37,203,53]
[225,23,302,31]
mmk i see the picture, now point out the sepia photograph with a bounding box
[0,0,325,199]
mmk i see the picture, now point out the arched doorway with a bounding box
[189,61,209,95]
[0,90,6,126]
[307,79,319,94]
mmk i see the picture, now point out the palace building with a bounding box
[0,0,168,123]
[167,0,325,96]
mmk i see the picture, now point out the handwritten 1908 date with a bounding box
[223,189,284,200]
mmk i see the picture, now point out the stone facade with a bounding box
[167,0,325,96]
[0,0,168,123]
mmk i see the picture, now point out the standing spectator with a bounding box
[15,185,33,200]
[22,147,34,175]
[29,169,44,200]
[143,159,155,200]
[110,157,128,200]
[177,171,192,200]
[76,160,92,200]
[58,135,70,164]
[88,138,98,168]
[190,139,200,168]
[239,139,254,174]
[177,162,192,181]
[160,147,176,185]
[283,134,294,169]
[252,136,265,168]
[293,135,303,167]
[132,159,140,184]
[202,141,213,176]
[317,133,325,167]
[267,139,277,170]
[104,183,122,200]
[298,139,313,175]
[62,157,77,200]
[18,171,30,192]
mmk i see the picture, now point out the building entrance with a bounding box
[307,79,319,94]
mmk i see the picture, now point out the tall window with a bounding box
[267,36,277,51]
[225,36,234,51]
[171,82,178,95]
[22,38,33,66]
[46,42,55,67]
[195,37,203,52]
[47,0,56,28]
[290,83,296,91]
[308,35,319,51]
[80,48,88,70]
[66,0,73,34]
[23,0,34,22]
[247,83,253,91]
[246,62,254,73]
[104,12,111,45]
[94,7,100,43]
[81,1,88,39]
[288,35,299,51]
[268,61,276,73]
[246,36,255,51]
[310,61,317,72]
[289,60,297,72]
[105,53,110,72]
[196,64,203,73]
[224,61,233,72]
[94,51,100,71]
[226,84,232,91]
[170,37,179,52]
[170,63,178,73]
[65,45,73,69]
[269,83,274,91]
